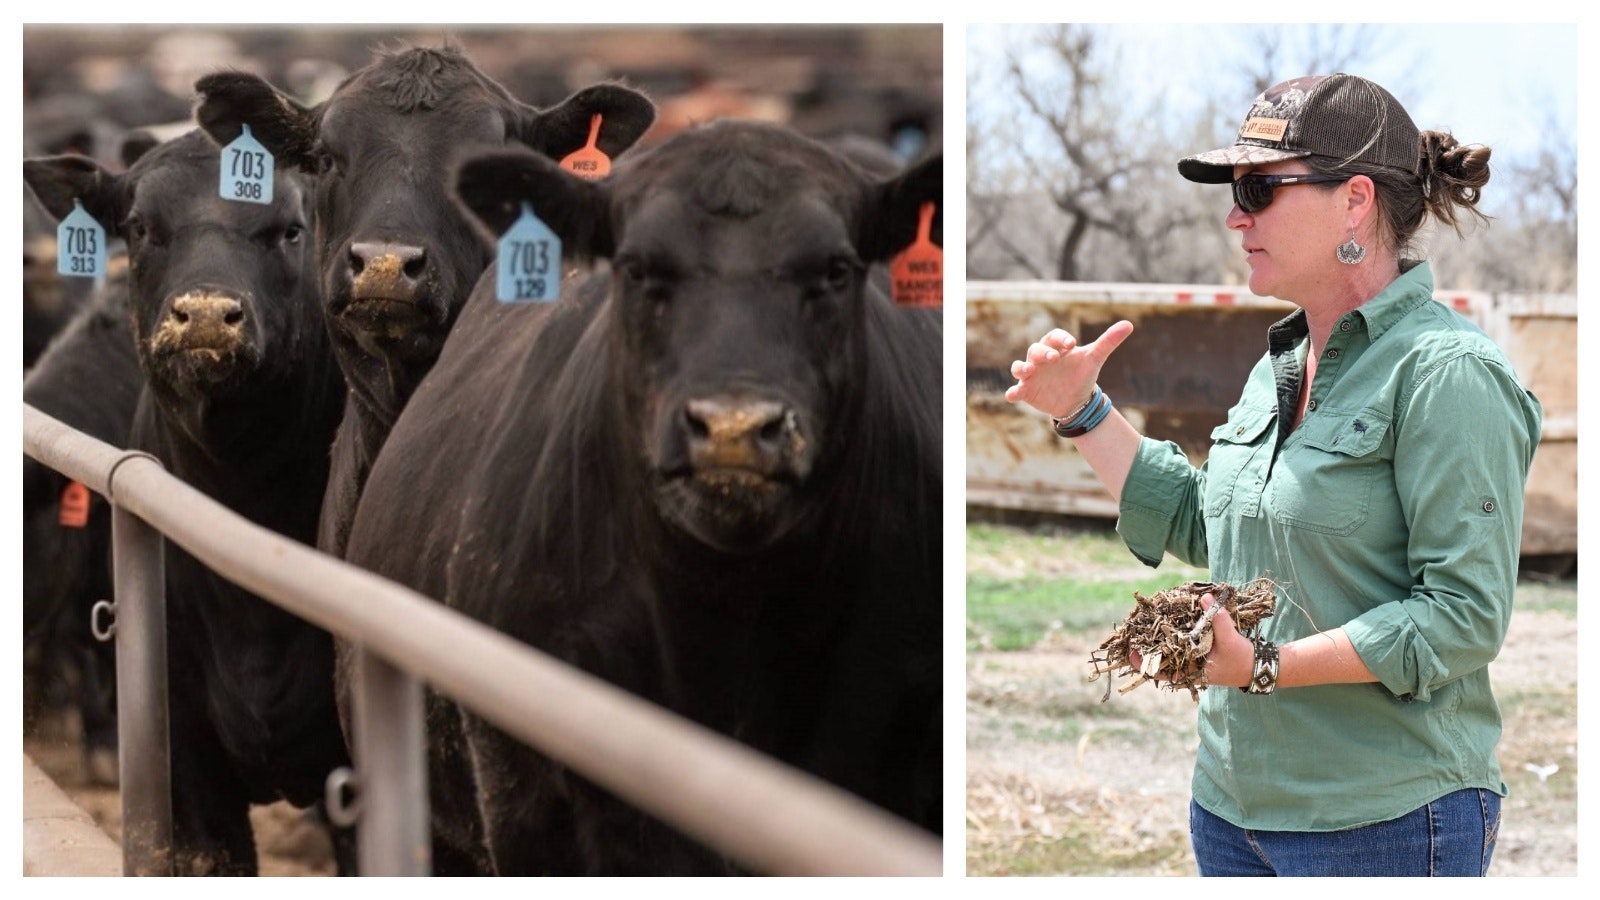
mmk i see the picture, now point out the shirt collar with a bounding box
[1264,259,1435,350]
[1348,259,1434,342]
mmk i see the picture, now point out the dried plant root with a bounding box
[1087,578,1279,702]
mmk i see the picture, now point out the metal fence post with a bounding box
[111,503,172,876]
[355,645,430,875]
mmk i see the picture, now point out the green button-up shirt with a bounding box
[1116,261,1542,831]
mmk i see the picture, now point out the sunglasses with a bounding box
[1232,173,1352,214]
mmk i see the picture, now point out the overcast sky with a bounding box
[967,22,1577,169]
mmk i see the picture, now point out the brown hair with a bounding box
[1308,129,1492,255]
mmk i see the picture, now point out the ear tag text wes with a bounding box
[497,203,563,303]
[60,480,91,528]
[57,200,106,279]
[559,114,612,180]
[219,124,274,205]
[890,201,942,308]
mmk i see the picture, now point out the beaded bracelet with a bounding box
[1240,636,1280,695]
[1051,387,1113,439]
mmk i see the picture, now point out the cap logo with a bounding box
[1240,117,1289,141]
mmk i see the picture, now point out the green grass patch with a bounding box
[1512,579,1578,616]
[966,521,1156,569]
[967,570,1207,650]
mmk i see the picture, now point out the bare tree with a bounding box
[966,23,1575,294]
[1229,24,1410,100]
[1431,115,1577,293]
[967,24,1218,282]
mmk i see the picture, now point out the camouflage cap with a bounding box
[1179,73,1421,184]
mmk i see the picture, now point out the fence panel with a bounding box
[22,403,942,876]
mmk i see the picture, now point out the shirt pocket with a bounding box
[1203,405,1276,519]
[1268,408,1393,535]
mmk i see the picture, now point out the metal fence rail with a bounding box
[22,403,943,876]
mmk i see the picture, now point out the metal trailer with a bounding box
[965,280,1577,559]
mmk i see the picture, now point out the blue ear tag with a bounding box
[56,200,106,279]
[219,124,274,205]
[496,203,562,303]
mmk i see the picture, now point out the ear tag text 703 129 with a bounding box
[57,200,107,280]
[219,124,274,205]
[497,203,563,303]
[560,114,612,179]
[890,201,942,308]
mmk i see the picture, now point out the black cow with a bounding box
[23,79,190,367]
[24,129,348,875]
[22,271,139,786]
[193,45,656,559]
[343,121,943,874]
[22,129,167,784]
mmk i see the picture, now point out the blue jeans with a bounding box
[1189,789,1501,876]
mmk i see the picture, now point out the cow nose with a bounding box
[164,292,246,345]
[348,241,428,299]
[683,397,800,474]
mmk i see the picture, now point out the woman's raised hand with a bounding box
[1005,320,1135,418]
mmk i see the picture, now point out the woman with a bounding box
[1006,73,1541,876]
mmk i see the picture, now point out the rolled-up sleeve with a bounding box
[1117,436,1210,569]
[1344,351,1541,700]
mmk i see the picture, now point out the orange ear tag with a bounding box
[890,201,942,308]
[559,114,612,180]
[59,480,91,528]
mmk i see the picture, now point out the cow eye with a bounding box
[312,147,337,176]
[127,215,164,247]
[616,257,675,302]
[284,224,304,245]
[825,257,857,291]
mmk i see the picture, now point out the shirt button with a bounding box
[1307,399,1317,411]
[1326,349,1339,359]
[1483,500,1496,513]
[1339,321,1352,332]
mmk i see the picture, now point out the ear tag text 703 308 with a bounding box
[497,203,563,303]
[57,200,106,280]
[219,124,274,205]
[890,201,942,308]
[560,114,612,179]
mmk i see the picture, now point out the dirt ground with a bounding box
[24,716,336,876]
[967,603,1578,876]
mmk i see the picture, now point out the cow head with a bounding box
[24,130,319,405]
[454,121,941,554]
[195,46,655,412]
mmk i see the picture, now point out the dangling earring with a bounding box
[1336,230,1366,265]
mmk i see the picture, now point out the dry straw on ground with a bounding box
[1088,579,1278,701]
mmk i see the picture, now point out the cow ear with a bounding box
[859,152,942,263]
[452,147,614,260]
[120,130,162,169]
[194,71,319,171]
[23,154,125,230]
[519,84,657,162]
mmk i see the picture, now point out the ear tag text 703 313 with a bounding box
[890,201,942,308]
[219,124,274,205]
[560,114,612,179]
[57,200,106,280]
[497,203,563,303]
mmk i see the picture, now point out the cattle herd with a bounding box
[23,37,943,876]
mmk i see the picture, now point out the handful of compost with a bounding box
[1088,578,1278,702]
